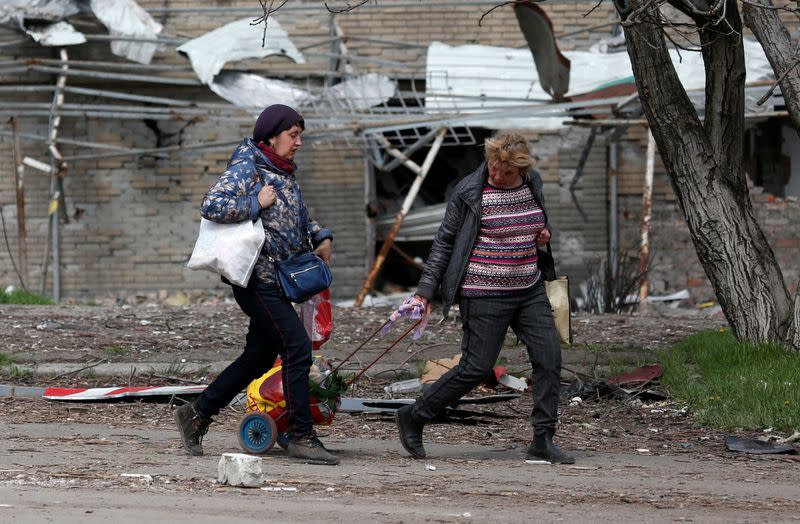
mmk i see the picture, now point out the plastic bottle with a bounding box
[383,378,422,395]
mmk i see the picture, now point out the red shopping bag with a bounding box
[302,289,333,350]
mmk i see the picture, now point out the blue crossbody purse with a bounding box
[275,251,332,302]
[272,184,332,302]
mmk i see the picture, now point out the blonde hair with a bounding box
[484,132,535,181]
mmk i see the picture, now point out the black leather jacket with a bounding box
[415,162,550,316]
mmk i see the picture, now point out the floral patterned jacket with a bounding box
[200,138,333,286]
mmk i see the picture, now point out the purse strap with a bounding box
[264,174,313,263]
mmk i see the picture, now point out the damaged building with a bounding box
[1,0,799,307]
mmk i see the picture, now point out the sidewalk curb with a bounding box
[0,385,46,398]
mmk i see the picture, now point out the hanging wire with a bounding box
[0,206,27,291]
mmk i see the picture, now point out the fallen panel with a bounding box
[424,39,773,130]
[607,364,663,386]
[339,394,519,414]
[324,73,396,111]
[376,203,447,242]
[209,71,314,111]
[0,0,80,26]
[724,436,798,455]
[177,17,304,84]
[514,1,570,100]
[25,21,86,46]
[43,385,206,401]
[89,0,163,64]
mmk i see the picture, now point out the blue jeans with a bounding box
[412,282,562,436]
[194,279,314,437]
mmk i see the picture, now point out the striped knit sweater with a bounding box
[460,183,545,297]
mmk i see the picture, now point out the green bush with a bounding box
[660,330,800,431]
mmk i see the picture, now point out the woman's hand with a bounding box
[314,238,332,264]
[412,294,430,314]
[536,227,551,247]
[258,184,277,209]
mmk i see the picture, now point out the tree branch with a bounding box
[743,0,800,134]
[325,0,375,14]
[251,0,290,47]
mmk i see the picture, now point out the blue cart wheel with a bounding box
[238,412,278,455]
[276,432,291,450]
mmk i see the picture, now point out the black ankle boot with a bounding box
[527,433,575,464]
[396,405,426,459]
[174,402,212,456]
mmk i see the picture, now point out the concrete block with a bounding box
[217,453,264,488]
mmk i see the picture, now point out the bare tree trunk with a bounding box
[788,282,800,348]
[743,0,800,134]
[619,0,797,347]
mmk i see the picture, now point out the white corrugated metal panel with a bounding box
[376,203,447,242]
[176,17,304,84]
[0,0,79,26]
[25,21,86,46]
[209,72,314,111]
[325,73,396,111]
[425,39,774,130]
[89,0,163,64]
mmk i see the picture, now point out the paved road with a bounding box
[2,414,799,523]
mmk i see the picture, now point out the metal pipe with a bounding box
[354,128,447,306]
[0,39,26,48]
[28,65,202,86]
[82,34,187,45]
[608,141,618,276]
[0,102,207,113]
[0,84,238,108]
[60,139,241,162]
[65,86,197,107]
[638,130,655,307]
[145,1,567,14]
[0,110,250,121]
[10,117,27,288]
[26,57,193,72]
[376,134,422,174]
[381,127,441,172]
[304,50,422,69]
[43,49,69,302]
[346,35,428,49]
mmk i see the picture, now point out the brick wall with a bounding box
[616,156,800,303]
[2,1,798,301]
[0,101,367,300]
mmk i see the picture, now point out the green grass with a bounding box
[105,345,129,357]
[0,289,54,305]
[150,362,186,376]
[7,366,31,380]
[0,352,13,367]
[660,330,800,431]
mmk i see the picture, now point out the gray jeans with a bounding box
[411,282,562,436]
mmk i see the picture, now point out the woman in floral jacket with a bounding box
[175,104,339,465]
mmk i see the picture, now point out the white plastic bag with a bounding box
[545,276,572,347]
[186,217,265,287]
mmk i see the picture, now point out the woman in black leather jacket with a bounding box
[395,131,574,464]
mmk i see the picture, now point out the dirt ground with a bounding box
[2,301,799,522]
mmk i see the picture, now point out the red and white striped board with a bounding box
[43,385,207,401]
